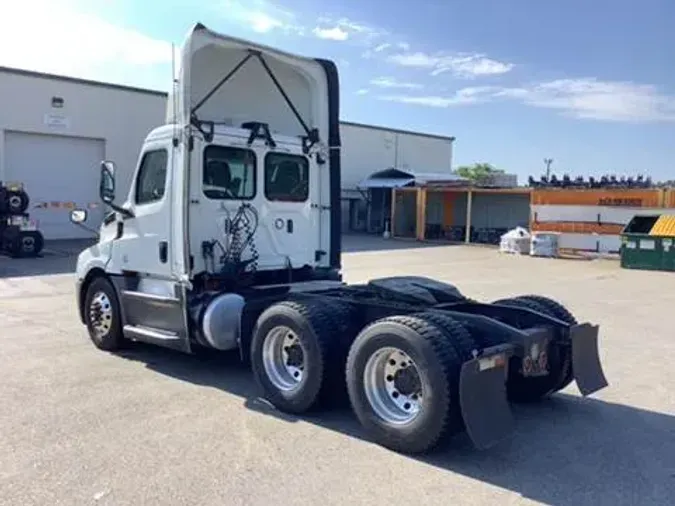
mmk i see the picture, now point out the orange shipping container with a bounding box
[531,189,662,207]
[530,221,624,235]
[663,189,675,208]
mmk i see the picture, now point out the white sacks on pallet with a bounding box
[499,227,531,254]
[530,232,560,258]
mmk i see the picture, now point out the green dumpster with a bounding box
[620,214,675,272]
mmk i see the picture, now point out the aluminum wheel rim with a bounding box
[363,347,424,425]
[89,291,113,338]
[262,326,306,392]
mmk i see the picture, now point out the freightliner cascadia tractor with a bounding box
[69,23,608,454]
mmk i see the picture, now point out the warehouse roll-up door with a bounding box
[4,132,106,240]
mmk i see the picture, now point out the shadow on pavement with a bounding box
[0,239,92,278]
[117,343,674,506]
[342,233,461,253]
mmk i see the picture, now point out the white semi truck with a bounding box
[69,23,608,454]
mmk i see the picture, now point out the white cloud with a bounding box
[356,89,369,95]
[500,78,675,122]
[376,78,675,123]
[0,0,173,89]
[387,52,438,68]
[370,77,423,90]
[387,51,514,78]
[312,26,349,41]
[314,16,387,45]
[373,43,392,53]
[379,86,497,107]
[221,0,303,34]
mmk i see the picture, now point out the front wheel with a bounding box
[83,276,125,351]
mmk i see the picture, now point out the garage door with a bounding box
[4,132,106,240]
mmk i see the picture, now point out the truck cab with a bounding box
[72,23,342,352]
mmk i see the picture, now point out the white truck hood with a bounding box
[169,23,334,146]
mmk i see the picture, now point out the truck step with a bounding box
[123,324,188,352]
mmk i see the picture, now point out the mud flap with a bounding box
[570,323,608,396]
[459,345,514,450]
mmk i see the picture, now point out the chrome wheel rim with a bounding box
[363,347,424,425]
[262,326,306,392]
[89,291,113,338]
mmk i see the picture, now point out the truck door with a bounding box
[113,141,174,278]
[260,151,318,269]
[189,141,260,275]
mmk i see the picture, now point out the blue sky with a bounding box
[1,0,674,181]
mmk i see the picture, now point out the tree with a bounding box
[455,163,504,183]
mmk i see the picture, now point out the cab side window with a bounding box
[135,149,168,204]
[264,153,309,202]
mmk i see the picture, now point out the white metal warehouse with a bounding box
[0,66,455,240]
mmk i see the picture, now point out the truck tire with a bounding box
[345,315,463,454]
[411,311,479,432]
[6,190,29,214]
[83,276,125,351]
[512,295,577,392]
[0,186,7,214]
[314,298,360,398]
[7,231,44,258]
[250,299,337,414]
[491,296,565,403]
[414,311,478,361]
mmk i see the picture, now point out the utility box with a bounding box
[620,214,675,271]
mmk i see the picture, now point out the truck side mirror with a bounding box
[70,209,88,223]
[100,161,116,204]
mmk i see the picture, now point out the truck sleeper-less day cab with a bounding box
[70,23,608,454]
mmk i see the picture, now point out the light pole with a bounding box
[544,158,553,179]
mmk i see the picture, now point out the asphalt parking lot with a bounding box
[1,235,674,506]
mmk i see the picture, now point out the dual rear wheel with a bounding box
[250,301,477,454]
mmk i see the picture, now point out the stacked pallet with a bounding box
[530,188,672,254]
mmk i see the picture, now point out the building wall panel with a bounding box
[340,123,453,190]
[0,70,166,202]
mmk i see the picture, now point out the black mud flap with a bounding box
[570,323,609,396]
[459,345,514,450]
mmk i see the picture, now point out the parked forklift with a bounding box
[0,181,44,258]
[68,23,608,455]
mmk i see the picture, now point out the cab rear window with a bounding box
[264,153,309,202]
[203,145,256,200]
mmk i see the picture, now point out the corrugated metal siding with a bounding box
[532,188,663,207]
[470,193,530,229]
[452,193,468,226]
[650,215,675,237]
[531,205,669,225]
[425,192,444,225]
